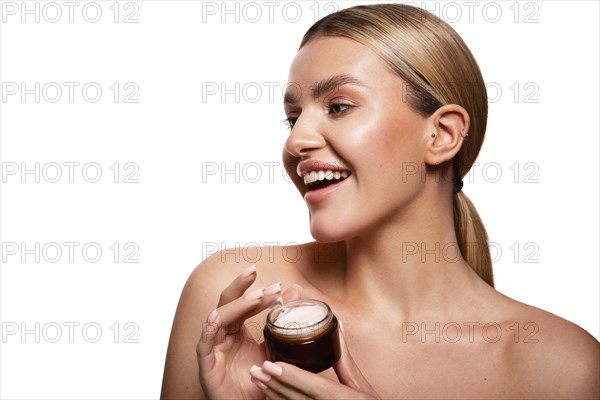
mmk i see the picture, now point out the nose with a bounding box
[283,113,327,158]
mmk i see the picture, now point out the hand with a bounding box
[196,264,302,399]
[249,320,381,399]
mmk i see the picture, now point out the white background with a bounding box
[1,0,598,398]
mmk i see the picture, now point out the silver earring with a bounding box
[461,130,468,139]
[431,131,436,138]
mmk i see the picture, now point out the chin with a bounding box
[309,217,355,243]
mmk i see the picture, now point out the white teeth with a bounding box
[303,170,350,185]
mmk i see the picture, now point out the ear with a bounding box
[424,104,470,166]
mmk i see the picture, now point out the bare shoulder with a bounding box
[161,247,253,399]
[161,242,318,399]
[176,240,325,319]
[500,295,599,398]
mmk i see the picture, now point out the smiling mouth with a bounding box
[304,170,350,191]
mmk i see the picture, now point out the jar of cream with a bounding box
[263,299,341,373]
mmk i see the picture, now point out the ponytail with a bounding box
[454,191,494,286]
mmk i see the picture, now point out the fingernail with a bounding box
[263,361,283,377]
[251,378,268,390]
[249,365,271,382]
[207,309,218,324]
[263,282,281,296]
[338,319,345,335]
[240,264,256,278]
[244,287,264,301]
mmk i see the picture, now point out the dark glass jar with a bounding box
[263,299,341,373]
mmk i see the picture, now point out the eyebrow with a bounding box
[284,74,366,105]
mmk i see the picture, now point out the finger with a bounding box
[250,376,268,391]
[281,283,303,303]
[197,281,281,363]
[196,309,224,371]
[333,320,379,397]
[252,361,371,400]
[250,363,303,400]
[217,264,257,306]
[217,281,282,333]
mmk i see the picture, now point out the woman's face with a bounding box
[283,36,431,242]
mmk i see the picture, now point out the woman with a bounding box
[161,4,599,399]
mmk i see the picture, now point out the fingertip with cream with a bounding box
[292,283,304,297]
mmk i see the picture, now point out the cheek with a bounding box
[340,110,423,175]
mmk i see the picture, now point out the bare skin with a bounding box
[161,37,599,399]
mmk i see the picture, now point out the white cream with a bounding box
[263,299,341,372]
[268,300,333,339]
[274,303,328,328]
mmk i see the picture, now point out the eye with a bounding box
[328,103,352,115]
[283,117,297,130]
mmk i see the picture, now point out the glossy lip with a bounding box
[303,175,350,206]
[294,160,353,206]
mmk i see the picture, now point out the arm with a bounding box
[161,253,230,399]
[161,249,301,399]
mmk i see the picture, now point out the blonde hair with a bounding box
[300,4,494,286]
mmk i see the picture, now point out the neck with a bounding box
[334,187,483,321]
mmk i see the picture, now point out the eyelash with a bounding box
[283,117,296,130]
[283,103,353,130]
[328,103,352,115]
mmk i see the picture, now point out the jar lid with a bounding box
[266,299,334,340]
